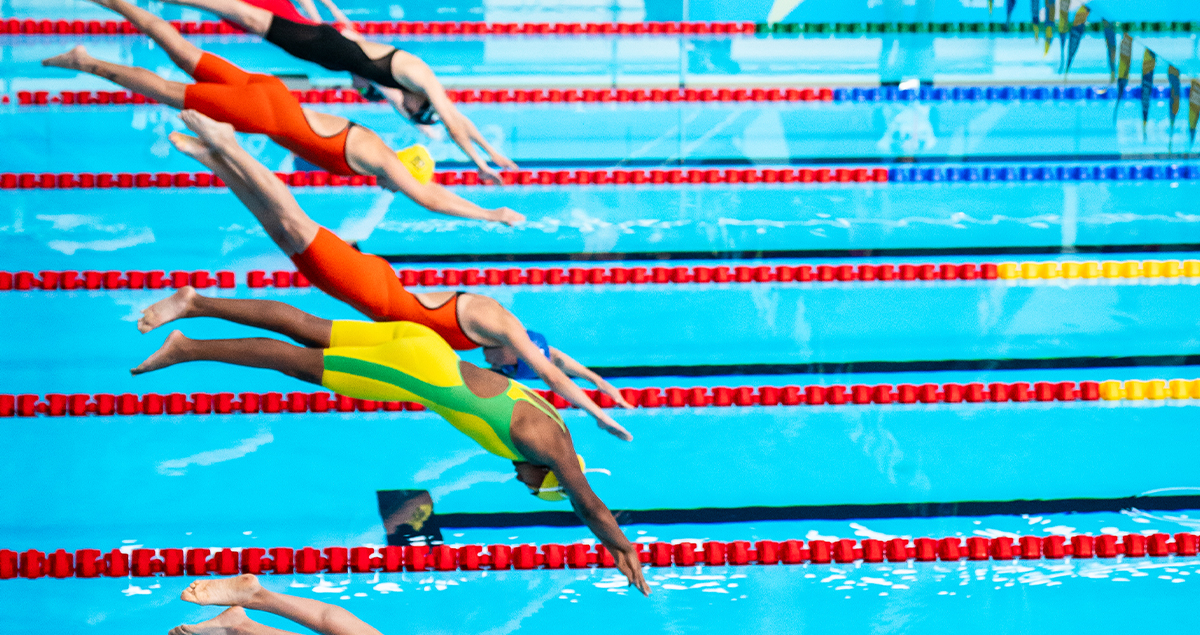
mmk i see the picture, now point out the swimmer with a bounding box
[131,303,650,594]
[144,109,633,441]
[151,0,517,183]
[168,573,436,635]
[41,0,522,225]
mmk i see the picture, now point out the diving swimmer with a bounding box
[151,0,517,183]
[131,294,650,594]
[41,0,522,225]
[145,109,634,441]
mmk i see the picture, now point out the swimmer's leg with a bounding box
[170,110,318,255]
[42,46,187,108]
[88,0,204,74]
[138,285,332,347]
[132,330,323,382]
[155,0,273,35]
[169,606,299,635]
[179,575,385,635]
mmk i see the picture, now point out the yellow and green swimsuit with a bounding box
[321,320,564,461]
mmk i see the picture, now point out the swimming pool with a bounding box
[5,0,1200,632]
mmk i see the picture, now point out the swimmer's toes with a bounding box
[169,607,250,635]
[132,330,189,375]
[139,286,197,334]
[180,110,239,150]
[42,45,89,70]
[186,576,262,607]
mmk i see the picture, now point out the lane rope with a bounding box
[3,533,1197,579]
[4,163,1200,190]
[10,84,1174,107]
[4,258,1200,293]
[0,18,756,37]
[3,378,1199,417]
[4,18,1196,38]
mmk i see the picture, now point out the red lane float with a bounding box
[18,86,839,107]
[0,167,887,190]
[0,270,235,291]
[0,379,1162,418]
[0,262,990,292]
[3,533,1196,579]
[0,19,757,37]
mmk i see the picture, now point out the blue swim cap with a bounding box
[498,330,550,379]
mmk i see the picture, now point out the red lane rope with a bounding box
[13,86,837,107]
[0,379,1167,417]
[0,261,992,293]
[0,18,755,37]
[3,533,1196,579]
[0,167,889,190]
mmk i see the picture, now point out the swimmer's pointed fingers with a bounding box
[598,418,633,442]
[478,166,503,185]
[615,551,650,596]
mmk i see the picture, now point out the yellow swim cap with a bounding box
[534,454,586,502]
[395,144,435,184]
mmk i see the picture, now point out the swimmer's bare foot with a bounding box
[131,330,190,375]
[180,110,240,155]
[180,574,265,607]
[169,132,219,169]
[138,286,197,334]
[42,45,92,71]
[168,607,252,635]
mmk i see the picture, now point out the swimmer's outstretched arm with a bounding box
[369,58,519,185]
[170,574,384,635]
[548,347,634,409]
[463,295,633,441]
[513,432,650,596]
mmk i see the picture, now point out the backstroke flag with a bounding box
[1168,65,1181,151]
[1103,20,1117,82]
[1064,5,1090,76]
[1141,49,1156,140]
[1115,34,1132,121]
[1032,0,1041,40]
[1189,78,1200,148]
[1006,0,1017,23]
[1044,0,1056,54]
[1056,0,1069,70]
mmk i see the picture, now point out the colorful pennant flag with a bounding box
[1044,0,1056,54]
[1064,5,1090,76]
[1115,34,1132,121]
[989,0,994,14]
[1006,0,1017,23]
[1168,66,1181,151]
[1056,0,1069,70]
[1189,78,1200,148]
[1103,20,1117,82]
[1031,0,1041,40]
[1141,49,1156,140]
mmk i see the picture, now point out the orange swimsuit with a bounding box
[183,53,357,176]
[292,228,481,350]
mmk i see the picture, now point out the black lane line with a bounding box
[378,243,1200,264]
[434,495,1200,528]
[588,355,1200,378]
[431,152,1200,169]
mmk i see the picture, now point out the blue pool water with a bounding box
[7,0,1200,633]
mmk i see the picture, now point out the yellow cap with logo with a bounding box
[534,454,586,502]
[395,144,435,184]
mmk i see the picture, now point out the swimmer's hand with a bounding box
[494,207,525,226]
[597,412,633,442]
[614,547,651,596]
[478,165,505,185]
[600,384,635,410]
